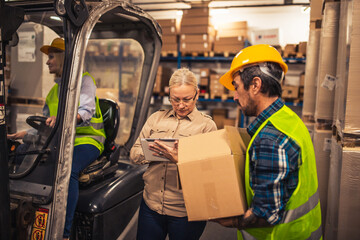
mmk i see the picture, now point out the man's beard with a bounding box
[235,97,257,117]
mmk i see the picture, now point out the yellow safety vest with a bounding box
[45,72,105,153]
[239,105,322,240]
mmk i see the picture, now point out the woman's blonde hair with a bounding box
[169,68,198,91]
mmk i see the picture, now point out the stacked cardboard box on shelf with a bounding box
[153,66,172,95]
[199,68,214,97]
[180,6,214,55]
[157,19,178,54]
[210,73,228,99]
[281,69,305,101]
[214,21,247,55]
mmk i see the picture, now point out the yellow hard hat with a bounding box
[40,38,65,55]
[219,44,288,91]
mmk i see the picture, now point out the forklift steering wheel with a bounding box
[26,116,48,130]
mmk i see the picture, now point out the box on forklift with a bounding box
[178,126,250,221]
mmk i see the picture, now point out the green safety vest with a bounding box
[45,72,106,154]
[238,105,322,240]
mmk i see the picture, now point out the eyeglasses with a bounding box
[169,91,197,105]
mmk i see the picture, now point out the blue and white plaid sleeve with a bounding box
[249,123,301,225]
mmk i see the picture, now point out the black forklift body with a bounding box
[1,0,162,239]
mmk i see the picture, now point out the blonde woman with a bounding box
[130,68,217,240]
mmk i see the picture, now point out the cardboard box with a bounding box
[153,66,172,93]
[178,126,249,221]
[282,85,299,99]
[298,41,307,55]
[162,43,177,52]
[181,42,211,52]
[162,26,177,35]
[200,77,209,86]
[310,0,324,21]
[157,19,176,27]
[213,43,245,53]
[181,34,213,43]
[216,28,248,38]
[162,35,177,44]
[181,16,211,26]
[181,25,215,35]
[200,68,216,78]
[183,7,209,17]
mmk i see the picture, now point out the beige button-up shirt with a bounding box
[130,107,217,217]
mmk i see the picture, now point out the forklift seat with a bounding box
[79,98,120,185]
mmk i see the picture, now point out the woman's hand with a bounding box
[149,140,179,163]
[46,116,56,128]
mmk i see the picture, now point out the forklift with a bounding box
[0,0,162,239]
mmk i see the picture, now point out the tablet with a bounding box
[140,138,177,162]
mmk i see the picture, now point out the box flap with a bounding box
[224,126,249,154]
[178,129,231,164]
[238,128,251,149]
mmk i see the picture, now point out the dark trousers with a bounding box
[63,144,100,238]
[137,199,206,240]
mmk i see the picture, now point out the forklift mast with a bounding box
[0,1,24,239]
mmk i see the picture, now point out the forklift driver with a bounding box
[7,38,106,239]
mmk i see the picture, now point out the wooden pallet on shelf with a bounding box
[210,93,228,101]
[209,51,237,58]
[161,51,178,57]
[182,52,211,57]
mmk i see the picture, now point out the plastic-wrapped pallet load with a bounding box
[313,129,332,231]
[324,136,343,240]
[302,28,321,121]
[335,0,360,135]
[314,2,340,122]
[337,148,360,239]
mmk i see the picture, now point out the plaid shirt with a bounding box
[247,98,301,225]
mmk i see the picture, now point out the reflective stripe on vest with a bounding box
[75,134,105,144]
[307,225,322,240]
[240,104,322,240]
[45,72,105,153]
[281,190,319,224]
[239,224,322,240]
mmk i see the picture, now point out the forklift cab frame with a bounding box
[0,0,162,239]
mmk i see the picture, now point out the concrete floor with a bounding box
[200,222,237,240]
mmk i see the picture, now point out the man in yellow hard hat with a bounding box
[213,44,322,240]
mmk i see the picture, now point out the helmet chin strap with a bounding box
[258,63,284,84]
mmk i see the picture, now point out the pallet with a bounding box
[209,51,237,58]
[333,125,360,148]
[315,119,333,131]
[161,51,178,57]
[302,114,315,123]
[182,52,211,57]
[8,96,45,106]
[283,52,297,58]
[210,93,228,101]
[296,52,306,58]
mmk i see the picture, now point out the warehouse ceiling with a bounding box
[129,0,310,11]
